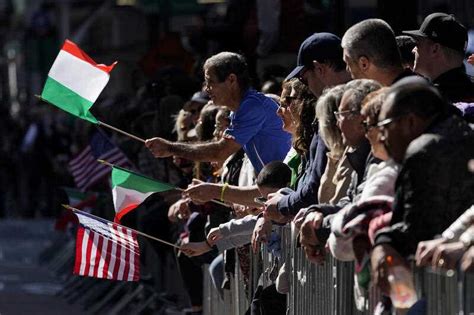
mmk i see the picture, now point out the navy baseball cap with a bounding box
[403,13,468,53]
[286,32,343,81]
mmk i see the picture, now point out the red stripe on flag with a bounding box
[84,230,94,276]
[73,227,85,275]
[93,236,104,278]
[114,203,139,223]
[62,40,117,73]
[121,227,131,281]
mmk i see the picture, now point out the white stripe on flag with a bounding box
[117,227,126,281]
[97,237,109,278]
[79,229,90,275]
[49,50,110,103]
[108,236,117,279]
[88,232,100,277]
[126,229,135,281]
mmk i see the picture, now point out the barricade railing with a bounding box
[203,224,474,315]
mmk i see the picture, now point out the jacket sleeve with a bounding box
[219,215,258,237]
[277,134,328,216]
[442,206,474,241]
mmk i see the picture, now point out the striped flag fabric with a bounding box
[69,132,129,191]
[73,210,140,281]
[41,39,117,124]
[111,166,175,222]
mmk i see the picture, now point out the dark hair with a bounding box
[341,19,402,69]
[396,35,416,67]
[196,103,220,141]
[256,161,291,189]
[387,77,447,119]
[290,79,317,155]
[204,52,250,91]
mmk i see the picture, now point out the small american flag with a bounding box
[73,210,140,281]
[69,132,129,191]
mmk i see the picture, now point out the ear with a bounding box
[227,73,238,85]
[358,56,370,72]
[431,42,441,55]
[313,60,325,75]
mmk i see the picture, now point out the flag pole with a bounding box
[97,121,145,143]
[34,95,145,143]
[97,160,230,207]
[63,205,181,249]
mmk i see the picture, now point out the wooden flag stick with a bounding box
[63,204,180,249]
[34,94,145,143]
[97,121,145,143]
[98,159,230,207]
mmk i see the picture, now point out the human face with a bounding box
[362,114,389,161]
[299,65,324,97]
[412,37,435,79]
[336,91,365,147]
[343,49,364,79]
[277,86,297,134]
[204,67,231,106]
[377,98,412,163]
[213,110,230,140]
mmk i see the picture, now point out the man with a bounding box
[403,13,474,102]
[370,77,474,292]
[341,19,414,86]
[262,33,350,222]
[146,52,291,173]
[286,32,350,97]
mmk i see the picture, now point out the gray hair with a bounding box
[341,19,401,69]
[316,84,346,158]
[344,79,383,111]
[204,52,250,91]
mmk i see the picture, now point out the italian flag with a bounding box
[111,166,176,223]
[41,40,117,124]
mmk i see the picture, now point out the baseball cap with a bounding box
[190,91,210,104]
[403,13,468,53]
[286,32,343,81]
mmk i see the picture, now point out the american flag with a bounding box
[69,132,129,191]
[73,210,140,281]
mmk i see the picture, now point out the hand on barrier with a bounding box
[299,212,325,265]
[415,238,447,267]
[431,241,466,270]
[184,179,218,204]
[460,246,474,272]
[145,137,172,158]
[293,207,309,229]
[252,216,272,253]
[207,227,223,246]
[263,194,287,223]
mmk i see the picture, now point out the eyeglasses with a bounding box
[334,109,360,121]
[376,115,405,129]
[361,120,377,133]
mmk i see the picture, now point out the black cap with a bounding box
[403,13,468,53]
[286,32,342,81]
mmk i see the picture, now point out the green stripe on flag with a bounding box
[41,77,98,124]
[111,166,176,193]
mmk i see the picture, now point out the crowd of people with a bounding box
[139,12,474,315]
[4,8,471,315]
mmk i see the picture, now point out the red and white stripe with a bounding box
[74,220,139,281]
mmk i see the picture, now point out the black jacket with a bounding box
[375,114,474,257]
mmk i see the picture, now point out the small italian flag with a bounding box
[41,40,117,124]
[111,166,176,223]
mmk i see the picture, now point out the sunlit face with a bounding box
[337,91,365,147]
[343,49,364,79]
[204,67,231,107]
[277,86,297,134]
[363,114,389,161]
